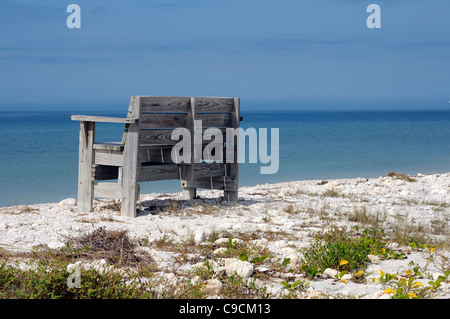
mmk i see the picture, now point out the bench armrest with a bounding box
[71,115,138,124]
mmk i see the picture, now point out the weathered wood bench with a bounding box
[71,96,241,218]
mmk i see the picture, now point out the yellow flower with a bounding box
[339,260,349,266]
[384,288,396,296]
[407,293,418,298]
[413,281,423,287]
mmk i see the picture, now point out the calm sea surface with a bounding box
[1,110,449,206]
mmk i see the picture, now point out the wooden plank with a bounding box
[94,149,123,166]
[139,113,187,129]
[198,127,226,144]
[94,182,121,198]
[121,97,141,218]
[77,121,95,212]
[138,164,179,182]
[140,128,226,146]
[139,146,175,164]
[181,176,237,191]
[140,96,190,113]
[139,129,181,146]
[193,162,225,178]
[224,97,240,202]
[71,115,137,124]
[94,142,124,152]
[139,142,226,164]
[196,113,232,127]
[179,98,196,181]
[195,97,234,113]
[92,165,119,181]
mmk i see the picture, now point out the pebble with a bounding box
[224,258,254,278]
[58,198,77,207]
[280,247,300,265]
[205,279,223,294]
[213,247,227,255]
[194,229,207,244]
[368,254,381,264]
[322,268,338,279]
[47,240,66,250]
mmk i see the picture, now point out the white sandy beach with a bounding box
[1,172,449,299]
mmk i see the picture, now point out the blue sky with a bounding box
[0,0,449,110]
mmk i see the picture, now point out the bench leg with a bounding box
[224,190,238,202]
[182,187,196,200]
[77,121,95,212]
[120,122,139,218]
[121,180,138,218]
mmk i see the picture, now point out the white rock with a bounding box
[0,222,7,230]
[47,240,66,250]
[194,229,207,244]
[250,238,268,246]
[274,240,287,248]
[213,247,227,255]
[280,247,300,265]
[399,190,410,196]
[267,210,281,217]
[381,179,391,186]
[379,293,393,299]
[368,254,381,264]
[224,258,254,278]
[214,237,241,245]
[58,198,77,207]
[205,279,223,294]
[67,261,83,273]
[255,266,271,273]
[93,259,108,268]
[214,238,228,245]
[394,180,406,186]
[322,268,338,279]
[341,274,352,281]
[324,182,337,192]
[429,186,446,196]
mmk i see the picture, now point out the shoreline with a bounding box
[1,172,449,299]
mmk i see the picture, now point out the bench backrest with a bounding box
[124,96,240,182]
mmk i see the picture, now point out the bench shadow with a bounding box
[136,192,277,217]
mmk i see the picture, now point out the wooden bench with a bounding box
[71,96,241,218]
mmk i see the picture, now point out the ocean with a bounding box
[1,109,449,207]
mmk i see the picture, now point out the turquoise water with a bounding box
[0,110,449,207]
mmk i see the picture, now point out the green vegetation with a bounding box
[302,226,398,273]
